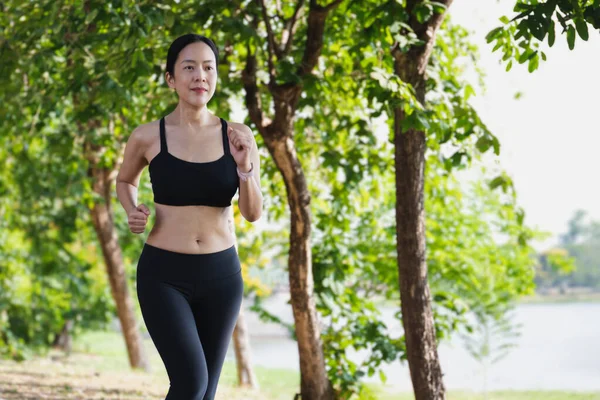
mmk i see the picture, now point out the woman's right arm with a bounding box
[116,126,151,233]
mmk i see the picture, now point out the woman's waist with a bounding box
[147,206,234,253]
[145,229,235,255]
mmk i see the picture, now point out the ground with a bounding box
[1,330,599,400]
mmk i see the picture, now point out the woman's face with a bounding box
[166,41,217,107]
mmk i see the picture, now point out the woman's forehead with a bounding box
[179,42,215,62]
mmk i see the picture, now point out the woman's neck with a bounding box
[170,103,216,131]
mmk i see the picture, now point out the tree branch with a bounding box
[556,12,575,32]
[510,9,533,23]
[297,0,343,77]
[275,0,284,18]
[242,43,269,135]
[259,0,282,78]
[323,0,343,12]
[282,0,306,55]
[394,0,454,96]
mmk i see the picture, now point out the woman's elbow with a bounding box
[243,209,262,223]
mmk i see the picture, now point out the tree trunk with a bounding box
[241,2,343,398]
[244,63,334,400]
[392,1,453,399]
[394,108,446,400]
[229,208,259,389]
[88,162,150,371]
[52,319,74,353]
[68,0,148,372]
[270,135,334,400]
[233,307,259,388]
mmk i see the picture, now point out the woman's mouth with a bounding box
[192,88,207,94]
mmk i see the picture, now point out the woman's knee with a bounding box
[167,371,208,400]
[190,379,208,400]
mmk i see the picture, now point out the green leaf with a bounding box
[514,28,526,40]
[506,60,513,72]
[379,369,387,384]
[85,9,99,25]
[476,136,492,153]
[575,18,589,41]
[165,13,175,28]
[518,50,531,64]
[414,3,433,24]
[485,27,504,43]
[431,2,448,14]
[489,176,507,190]
[528,53,539,73]
[567,25,576,50]
[464,84,475,101]
[548,20,556,47]
[416,113,431,130]
[122,35,136,51]
[529,16,546,41]
[499,16,510,24]
[450,151,467,167]
[514,3,533,12]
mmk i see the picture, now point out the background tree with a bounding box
[3,2,599,399]
[344,0,600,398]
[536,210,600,291]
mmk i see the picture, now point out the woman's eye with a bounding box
[185,66,193,70]
[206,66,213,71]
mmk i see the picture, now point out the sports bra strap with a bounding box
[220,118,231,156]
[159,117,168,153]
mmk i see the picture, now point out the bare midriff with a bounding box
[145,203,235,254]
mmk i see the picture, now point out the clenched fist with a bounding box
[128,204,151,234]
[227,125,254,171]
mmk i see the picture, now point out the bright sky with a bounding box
[449,0,600,249]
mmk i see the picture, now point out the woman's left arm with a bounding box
[229,123,263,222]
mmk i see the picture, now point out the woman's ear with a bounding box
[165,72,175,89]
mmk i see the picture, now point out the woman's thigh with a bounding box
[136,251,209,391]
[191,253,244,398]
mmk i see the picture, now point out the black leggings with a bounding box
[136,243,244,400]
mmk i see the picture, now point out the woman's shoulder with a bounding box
[128,120,161,146]
[226,120,253,135]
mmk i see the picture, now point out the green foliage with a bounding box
[0,2,560,399]
[486,0,600,72]
[426,157,538,340]
[536,210,600,289]
[460,306,522,396]
[292,10,539,397]
[0,0,230,359]
[339,8,540,397]
[0,173,115,360]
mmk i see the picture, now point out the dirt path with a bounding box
[0,351,263,400]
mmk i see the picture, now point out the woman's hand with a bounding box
[128,204,151,234]
[227,125,254,172]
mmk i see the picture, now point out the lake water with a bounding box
[228,296,600,391]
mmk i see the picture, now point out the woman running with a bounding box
[115,33,263,400]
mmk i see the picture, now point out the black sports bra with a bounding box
[148,117,239,207]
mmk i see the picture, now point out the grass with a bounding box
[0,329,598,399]
[374,292,600,309]
[518,292,600,304]
[367,390,600,400]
